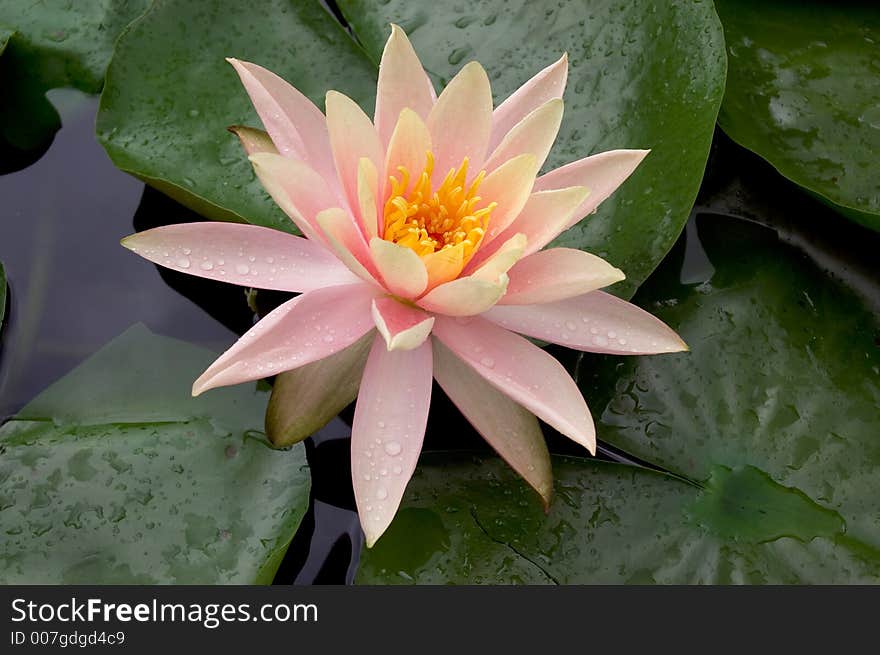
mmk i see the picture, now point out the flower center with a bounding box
[382,151,496,260]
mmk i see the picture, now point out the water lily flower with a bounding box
[122,25,687,547]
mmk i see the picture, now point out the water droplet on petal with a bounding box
[176,257,191,269]
[384,441,402,456]
[376,488,388,500]
[235,263,250,275]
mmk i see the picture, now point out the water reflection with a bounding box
[0,90,234,418]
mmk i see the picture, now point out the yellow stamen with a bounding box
[383,151,497,262]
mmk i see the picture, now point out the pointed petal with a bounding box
[417,274,508,317]
[433,341,552,506]
[426,61,493,181]
[227,59,338,190]
[249,152,335,242]
[422,243,465,290]
[490,53,568,154]
[372,297,434,351]
[228,125,278,155]
[192,283,376,395]
[375,24,436,147]
[485,291,689,355]
[325,90,383,226]
[265,332,373,447]
[534,149,650,230]
[357,157,379,240]
[432,316,595,453]
[480,153,537,244]
[471,233,526,283]
[122,223,359,292]
[352,335,433,547]
[466,186,590,271]
[484,98,563,174]
[383,107,432,199]
[499,248,625,305]
[316,208,381,284]
[369,237,428,298]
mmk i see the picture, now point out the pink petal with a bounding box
[228,126,278,155]
[372,297,434,351]
[351,334,433,547]
[357,157,379,240]
[122,223,359,292]
[192,283,377,395]
[432,316,595,453]
[484,98,563,174]
[325,90,383,230]
[369,238,428,298]
[316,208,381,284]
[265,332,373,447]
[249,152,336,242]
[383,107,432,203]
[534,149,650,230]
[489,53,567,154]
[375,24,436,148]
[417,275,508,317]
[432,340,552,506]
[479,153,538,244]
[465,186,590,271]
[426,61,493,182]
[499,248,624,305]
[485,291,689,355]
[227,59,338,194]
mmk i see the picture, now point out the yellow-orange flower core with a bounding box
[383,152,496,261]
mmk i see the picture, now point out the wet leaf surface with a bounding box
[716,0,880,229]
[0,0,149,158]
[0,324,310,584]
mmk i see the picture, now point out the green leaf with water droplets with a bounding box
[358,454,875,584]
[0,0,150,155]
[336,0,727,297]
[0,324,310,584]
[716,0,880,230]
[96,0,378,231]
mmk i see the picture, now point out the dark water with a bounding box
[3,91,878,584]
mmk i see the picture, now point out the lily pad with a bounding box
[358,454,876,584]
[358,215,880,583]
[96,0,378,231]
[716,0,880,230]
[0,324,310,584]
[0,0,149,153]
[336,0,727,296]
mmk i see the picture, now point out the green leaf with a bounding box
[579,214,880,554]
[96,0,378,231]
[358,454,874,584]
[0,0,149,152]
[336,0,727,297]
[0,324,310,584]
[716,0,880,230]
[359,215,880,583]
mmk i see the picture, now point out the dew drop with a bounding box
[235,263,250,275]
[176,257,191,269]
[384,441,402,456]
[376,488,388,500]
[199,261,214,271]
[480,356,495,368]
